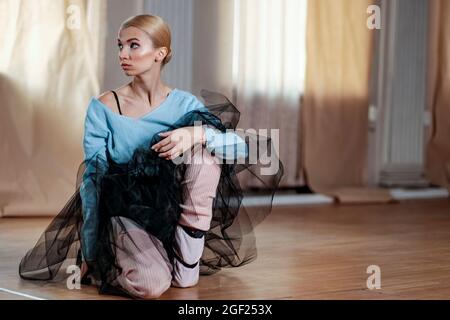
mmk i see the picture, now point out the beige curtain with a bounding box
[301,0,375,194]
[233,0,308,188]
[0,0,106,217]
[426,0,450,190]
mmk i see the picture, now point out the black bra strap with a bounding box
[111,89,172,116]
[111,90,122,115]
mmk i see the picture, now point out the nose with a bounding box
[119,48,129,61]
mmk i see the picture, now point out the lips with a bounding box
[121,63,132,68]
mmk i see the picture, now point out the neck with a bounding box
[130,70,168,107]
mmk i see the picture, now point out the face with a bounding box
[117,26,167,76]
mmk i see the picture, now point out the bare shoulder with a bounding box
[96,90,120,113]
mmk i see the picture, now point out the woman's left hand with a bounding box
[151,126,206,160]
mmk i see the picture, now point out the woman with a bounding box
[19,14,283,299]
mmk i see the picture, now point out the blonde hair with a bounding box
[120,14,172,68]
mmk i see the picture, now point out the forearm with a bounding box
[201,125,248,160]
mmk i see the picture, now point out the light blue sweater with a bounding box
[79,88,247,261]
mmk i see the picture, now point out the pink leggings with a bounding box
[112,144,221,299]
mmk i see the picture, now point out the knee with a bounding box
[133,275,171,299]
[192,146,221,171]
[201,152,221,175]
[119,259,173,299]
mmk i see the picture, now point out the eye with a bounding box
[118,43,123,50]
[130,42,140,49]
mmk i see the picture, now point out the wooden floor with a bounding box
[1,198,450,300]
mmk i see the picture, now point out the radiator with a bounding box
[371,0,429,187]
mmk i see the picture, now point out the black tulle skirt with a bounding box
[18,90,284,297]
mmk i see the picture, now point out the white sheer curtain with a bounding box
[0,0,107,216]
[232,0,307,187]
